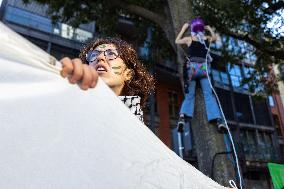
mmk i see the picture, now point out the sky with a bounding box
[267,9,284,37]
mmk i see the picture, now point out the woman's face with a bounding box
[87,43,132,95]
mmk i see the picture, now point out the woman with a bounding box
[60,38,154,121]
[175,18,225,132]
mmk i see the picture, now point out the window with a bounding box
[212,69,221,83]
[168,91,179,119]
[220,72,229,85]
[228,64,242,88]
[252,97,272,126]
[257,131,268,160]
[215,88,235,121]
[268,96,275,107]
[61,24,93,42]
[234,93,254,124]
[257,131,274,161]
[263,132,274,159]
[211,69,229,86]
[242,130,257,160]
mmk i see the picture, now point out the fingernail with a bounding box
[91,82,97,88]
[70,78,76,84]
[60,71,67,78]
[68,77,75,84]
[81,85,88,90]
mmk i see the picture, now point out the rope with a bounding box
[229,180,238,188]
[201,37,243,189]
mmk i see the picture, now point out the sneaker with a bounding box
[177,116,185,132]
[217,119,227,133]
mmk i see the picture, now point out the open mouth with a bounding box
[95,64,107,73]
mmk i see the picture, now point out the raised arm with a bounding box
[60,57,98,90]
[175,23,192,46]
[205,25,217,42]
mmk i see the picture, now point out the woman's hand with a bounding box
[204,25,211,30]
[182,23,189,30]
[204,25,217,42]
[60,57,98,90]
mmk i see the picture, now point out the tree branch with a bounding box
[108,0,176,50]
[110,0,166,28]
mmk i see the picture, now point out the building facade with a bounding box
[1,0,94,59]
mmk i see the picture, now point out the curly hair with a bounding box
[79,37,155,107]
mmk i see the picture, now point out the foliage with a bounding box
[192,0,283,93]
[24,0,284,93]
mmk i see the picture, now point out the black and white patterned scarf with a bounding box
[118,96,143,122]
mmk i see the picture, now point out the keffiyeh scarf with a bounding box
[118,96,143,122]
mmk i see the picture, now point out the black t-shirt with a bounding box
[188,40,208,58]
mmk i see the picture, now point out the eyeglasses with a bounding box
[86,49,119,64]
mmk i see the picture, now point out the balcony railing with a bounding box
[4,5,93,43]
[243,143,280,162]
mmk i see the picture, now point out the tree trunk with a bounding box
[164,1,238,185]
[166,0,194,92]
[191,86,236,185]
